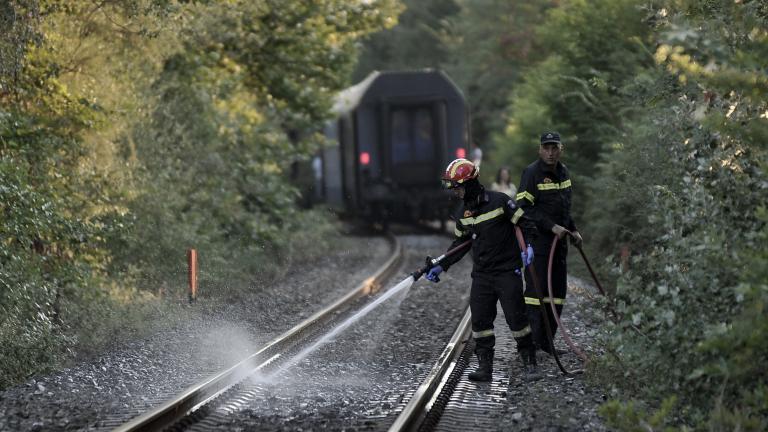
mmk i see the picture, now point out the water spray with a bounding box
[265,275,417,379]
[265,239,472,380]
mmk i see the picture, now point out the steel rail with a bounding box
[388,307,472,432]
[113,234,403,432]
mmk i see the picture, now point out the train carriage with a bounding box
[317,70,470,225]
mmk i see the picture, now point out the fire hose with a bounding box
[514,227,576,375]
[546,235,588,365]
[516,226,616,375]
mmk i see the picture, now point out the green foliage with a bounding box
[679,207,768,431]
[599,98,765,401]
[114,0,399,292]
[599,396,678,432]
[0,0,163,387]
[0,1,41,90]
[580,0,768,428]
[444,0,555,160]
[353,0,450,82]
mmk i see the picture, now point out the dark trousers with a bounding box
[470,270,534,356]
[524,251,567,351]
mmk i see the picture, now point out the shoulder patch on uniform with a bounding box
[543,177,553,183]
[463,210,473,218]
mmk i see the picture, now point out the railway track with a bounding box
[112,232,578,432]
[113,234,405,432]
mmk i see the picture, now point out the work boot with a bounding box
[520,347,540,378]
[468,351,494,382]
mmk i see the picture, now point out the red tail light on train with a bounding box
[456,147,466,159]
[360,152,371,165]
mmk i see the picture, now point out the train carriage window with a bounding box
[414,108,434,161]
[390,107,435,164]
[391,110,410,164]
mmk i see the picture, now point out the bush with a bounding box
[589,1,768,428]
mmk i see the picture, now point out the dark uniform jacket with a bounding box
[440,189,537,275]
[515,159,576,252]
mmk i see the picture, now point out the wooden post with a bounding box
[620,244,630,273]
[188,249,197,302]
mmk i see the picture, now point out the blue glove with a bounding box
[426,265,443,283]
[521,244,534,267]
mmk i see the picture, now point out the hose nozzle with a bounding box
[410,239,471,282]
[412,255,438,281]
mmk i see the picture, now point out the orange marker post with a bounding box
[620,244,630,273]
[188,249,198,303]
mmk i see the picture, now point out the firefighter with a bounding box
[425,158,538,381]
[516,132,583,355]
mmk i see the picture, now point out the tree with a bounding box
[352,0,453,82]
[444,0,555,160]
[116,0,401,287]
[0,0,172,387]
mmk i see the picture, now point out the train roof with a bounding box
[332,70,465,115]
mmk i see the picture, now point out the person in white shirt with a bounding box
[490,166,517,198]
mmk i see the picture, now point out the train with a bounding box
[313,69,470,226]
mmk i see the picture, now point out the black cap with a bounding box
[540,131,561,145]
